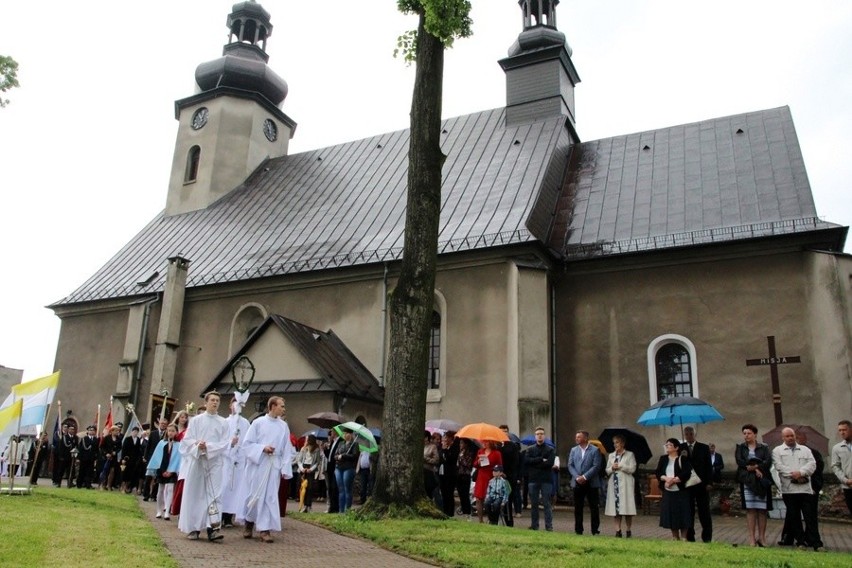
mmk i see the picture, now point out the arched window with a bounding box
[647,334,698,403]
[427,310,441,389]
[229,303,267,356]
[185,145,201,183]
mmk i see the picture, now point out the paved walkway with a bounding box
[142,498,851,567]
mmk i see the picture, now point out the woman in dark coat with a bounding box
[655,437,693,540]
[735,423,773,547]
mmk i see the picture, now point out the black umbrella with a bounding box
[307,411,344,429]
[598,427,653,465]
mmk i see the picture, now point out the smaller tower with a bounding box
[166,1,296,216]
[499,0,580,135]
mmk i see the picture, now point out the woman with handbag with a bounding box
[735,423,773,547]
[655,438,693,540]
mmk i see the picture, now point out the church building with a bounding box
[50,1,851,452]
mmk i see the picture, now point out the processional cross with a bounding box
[745,335,801,427]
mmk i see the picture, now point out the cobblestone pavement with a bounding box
[142,497,851,567]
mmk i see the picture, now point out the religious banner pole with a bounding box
[745,335,801,427]
[29,402,54,487]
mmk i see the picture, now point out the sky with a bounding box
[0,0,850,382]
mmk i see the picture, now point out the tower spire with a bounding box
[165,1,297,217]
[499,0,580,134]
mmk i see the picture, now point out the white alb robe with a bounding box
[177,412,229,534]
[220,412,250,516]
[240,415,294,532]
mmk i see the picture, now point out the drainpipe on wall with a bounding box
[550,277,558,441]
[379,262,389,385]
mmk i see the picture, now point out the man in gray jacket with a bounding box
[772,427,823,551]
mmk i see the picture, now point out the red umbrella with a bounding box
[456,422,510,443]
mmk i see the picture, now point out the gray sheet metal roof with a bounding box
[549,107,842,258]
[57,108,569,305]
[205,314,383,403]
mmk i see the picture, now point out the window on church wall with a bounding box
[229,304,267,356]
[655,343,693,400]
[185,145,201,183]
[428,310,441,390]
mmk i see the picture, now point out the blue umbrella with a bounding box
[519,434,555,448]
[301,429,328,440]
[637,396,724,436]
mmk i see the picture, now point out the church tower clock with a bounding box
[166,1,296,216]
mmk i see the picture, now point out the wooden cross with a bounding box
[745,335,801,426]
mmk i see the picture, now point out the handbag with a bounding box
[685,472,702,488]
[678,457,701,487]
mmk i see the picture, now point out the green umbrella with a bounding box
[334,421,379,453]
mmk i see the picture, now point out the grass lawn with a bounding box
[300,512,851,568]
[0,486,177,568]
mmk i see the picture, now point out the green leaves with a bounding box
[395,0,473,62]
[0,55,20,108]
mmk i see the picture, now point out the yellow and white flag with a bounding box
[5,370,62,428]
[0,399,23,433]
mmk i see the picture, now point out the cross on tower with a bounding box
[745,335,801,426]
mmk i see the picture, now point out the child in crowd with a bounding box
[483,464,512,525]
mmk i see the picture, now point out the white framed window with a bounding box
[426,290,447,403]
[647,334,698,403]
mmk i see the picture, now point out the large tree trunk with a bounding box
[368,13,445,514]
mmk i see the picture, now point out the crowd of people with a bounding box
[9,401,852,551]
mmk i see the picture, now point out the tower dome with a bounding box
[194,1,288,106]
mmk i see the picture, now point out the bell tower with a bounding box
[166,1,296,216]
[499,0,580,136]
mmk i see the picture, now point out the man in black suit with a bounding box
[142,418,167,501]
[682,426,713,542]
[76,425,99,489]
[709,443,724,483]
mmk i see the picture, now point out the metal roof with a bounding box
[55,106,844,306]
[548,106,843,257]
[205,314,383,403]
[57,108,570,305]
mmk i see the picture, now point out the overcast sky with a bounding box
[1,0,850,382]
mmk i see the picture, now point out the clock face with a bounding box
[191,107,209,130]
[263,118,278,142]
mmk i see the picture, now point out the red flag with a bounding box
[103,406,113,436]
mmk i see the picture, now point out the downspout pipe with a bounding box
[380,262,389,385]
[550,276,558,442]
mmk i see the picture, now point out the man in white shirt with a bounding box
[178,391,230,542]
[772,427,823,551]
[240,396,294,543]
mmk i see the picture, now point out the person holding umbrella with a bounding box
[334,429,360,513]
[474,440,503,523]
[604,434,637,537]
